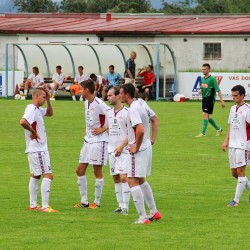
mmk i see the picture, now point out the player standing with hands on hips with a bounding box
[222,85,250,206]
[120,83,161,224]
[196,63,225,137]
[20,88,58,212]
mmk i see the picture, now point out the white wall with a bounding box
[156,35,250,71]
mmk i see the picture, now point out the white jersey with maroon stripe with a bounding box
[22,104,48,153]
[106,106,128,153]
[84,97,109,143]
[228,103,250,150]
[127,98,155,151]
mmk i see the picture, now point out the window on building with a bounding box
[203,43,221,59]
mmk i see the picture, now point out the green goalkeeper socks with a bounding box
[209,118,220,130]
[202,119,209,135]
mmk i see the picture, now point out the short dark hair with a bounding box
[109,86,120,96]
[122,83,135,98]
[109,65,114,70]
[90,73,97,80]
[80,79,95,94]
[78,66,83,70]
[32,66,39,73]
[56,65,62,70]
[148,65,153,71]
[202,63,210,69]
[231,85,245,96]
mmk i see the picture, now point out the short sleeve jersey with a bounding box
[52,72,68,85]
[106,106,128,154]
[200,75,220,100]
[139,71,156,85]
[84,97,109,143]
[28,73,44,87]
[105,72,121,87]
[74,73,89,83]
[124,58,136,78]
[228,103,250,150]
[127,99,155,151]
[96,75,103,85]
[22,104,48,153]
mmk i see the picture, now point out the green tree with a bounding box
[60,0,152,13]
[60,0,87,13]
[110,0,152,13]
[160,0,250,14]
[14,0,58,12]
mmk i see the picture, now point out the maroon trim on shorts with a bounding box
[38,152,45,174]
[131,153,136,177]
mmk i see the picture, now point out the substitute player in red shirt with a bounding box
[136,65,156,101]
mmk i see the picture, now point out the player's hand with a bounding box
[30,131,40,140]
[128,145,138,154]
[247,151,250,159]
[221,143,228,152]
[92,127,105,135]
[114,146,123,156]
[221,100,225,108]
[44,89,51,101]
[198,89,202,95]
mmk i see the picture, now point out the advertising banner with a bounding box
[178,72,250,100]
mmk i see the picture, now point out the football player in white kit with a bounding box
[20,88,58,212]
[120,83,162,224]
[106,87,130,215]
[74,79,109,209]
[222,85,250,206]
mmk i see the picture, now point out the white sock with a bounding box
[94,178,104,206]
[140,181,157,214]
[80,97,83,101]
[245,177,250,192]
[115,183,123,208]
[122,182,130,209]
[41,178,52,209]
[234,176,247,202]
[77,176,88,205]
[24,90,28,95]
[72,95,76,101]
[130,186,147,219]
[29,177,39,208]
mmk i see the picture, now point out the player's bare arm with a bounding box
[218,91,225,108]
[20,118,40,140]
[129,123,144,154]
[222,129,230,152]
[45,89,53,117]
[151,115,159,145]
[115,138,128,156]
[92,127,107,135]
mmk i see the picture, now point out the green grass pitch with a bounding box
[0,99,250,249]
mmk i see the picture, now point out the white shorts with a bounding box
[28,151,52,176]
[49,83,56,90]
[109,153,128,176]
[124,78,135,85]
[127,146,152,178]
[229,148,248,168]
[79,141,108,166]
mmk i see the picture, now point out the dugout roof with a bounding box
[0,13,250,35]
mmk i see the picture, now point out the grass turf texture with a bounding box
[0,99,250,250]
